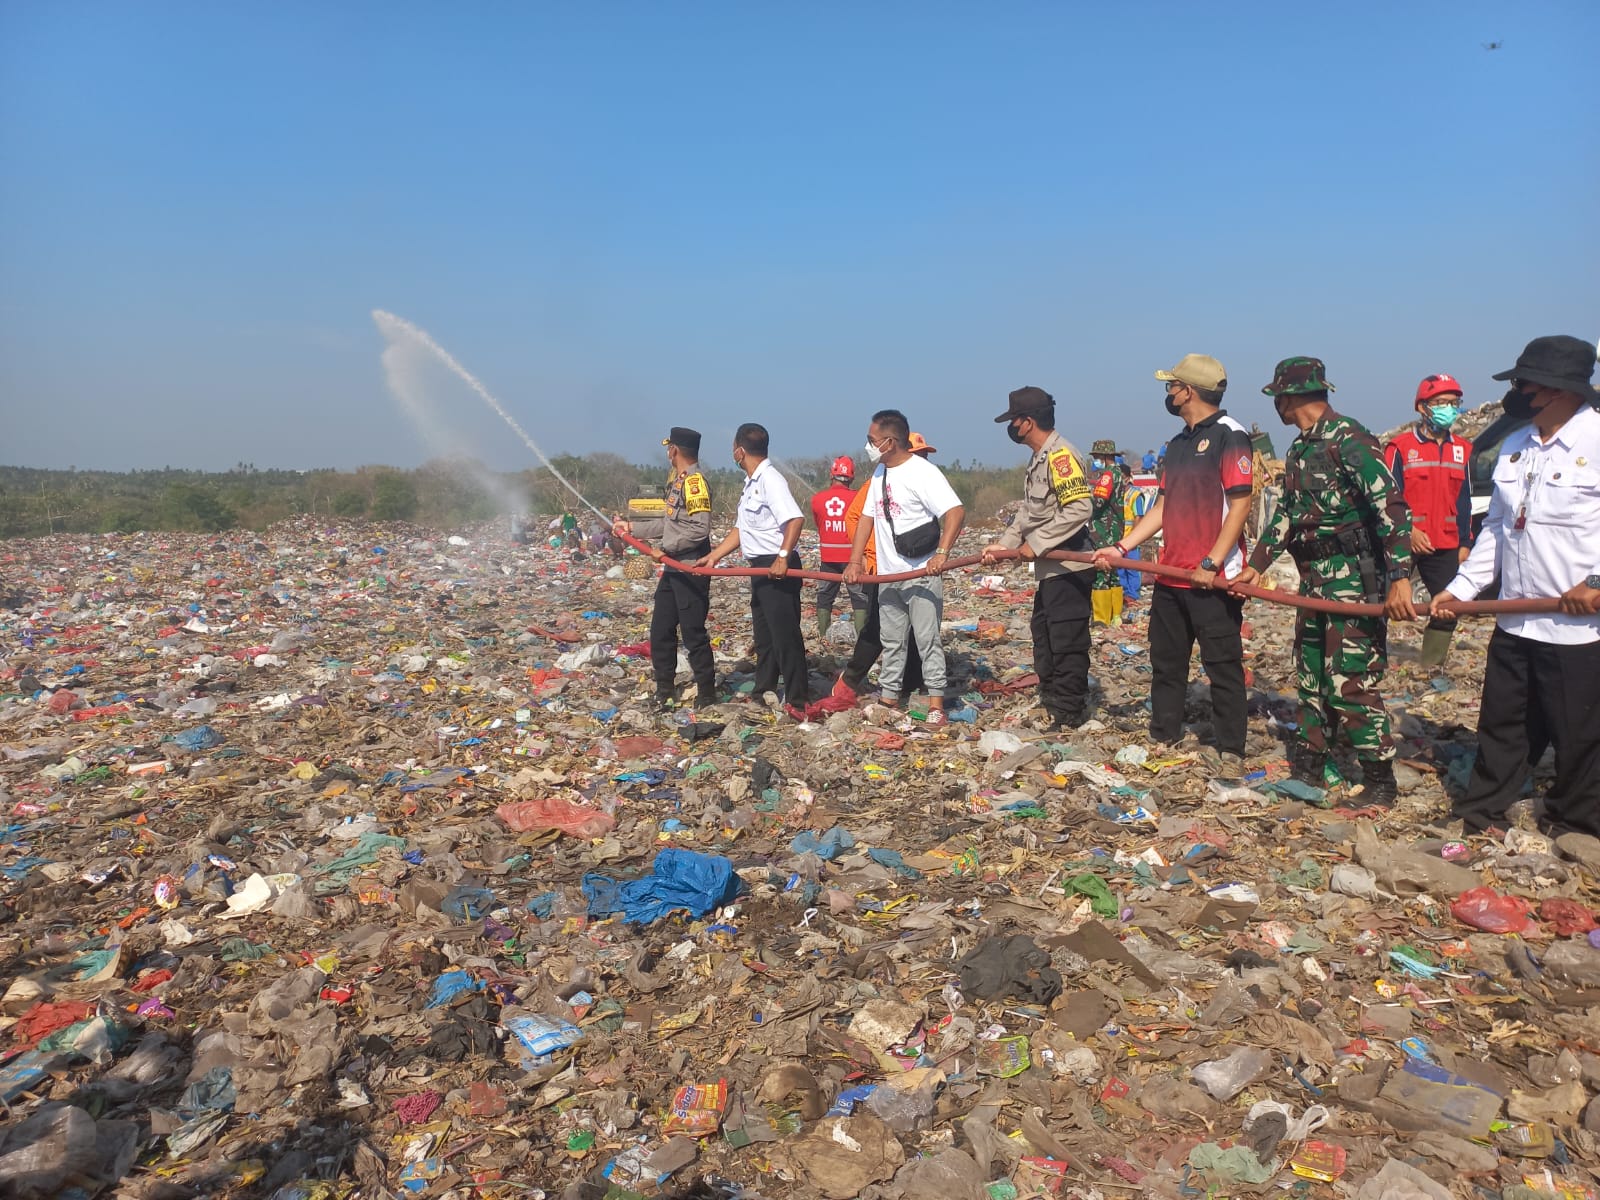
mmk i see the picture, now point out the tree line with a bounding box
[0,454,1028,539]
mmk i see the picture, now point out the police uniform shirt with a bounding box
[995,430,1094,579]
[1447,403,1600,645]
[633,467,713,559]
[737,458,803,558]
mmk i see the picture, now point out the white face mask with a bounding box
[864,439,885,464]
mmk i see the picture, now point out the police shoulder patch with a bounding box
[1047,448,1090,505]
[682,473,711,515]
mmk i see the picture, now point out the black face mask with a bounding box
[1007,420,1028,444]
[1164,391,1184,416]
[1502,385,1541,421]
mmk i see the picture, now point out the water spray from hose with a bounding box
[371,309,611,525]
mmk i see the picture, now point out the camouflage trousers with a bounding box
[1293,609,1395,762]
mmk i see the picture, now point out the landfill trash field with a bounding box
[3,514,1599,1200]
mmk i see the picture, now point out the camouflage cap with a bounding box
[1090,439,1119,456]
[1261,357,1336,396]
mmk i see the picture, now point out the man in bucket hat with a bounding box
[1435,335,1600,838]
[1233,358,1417,804]
[1087,439,1128,626]
[981,386,1096,730]
[1095,354,1254,768]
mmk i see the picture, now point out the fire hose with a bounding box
[614,533,1564,619]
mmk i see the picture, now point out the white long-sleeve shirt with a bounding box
[1446,404,1600,645]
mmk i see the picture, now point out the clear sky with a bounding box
[2,2,1595,472]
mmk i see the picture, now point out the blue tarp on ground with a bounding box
[582,848,742,926]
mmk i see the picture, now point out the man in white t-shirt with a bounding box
[844,409,965,726]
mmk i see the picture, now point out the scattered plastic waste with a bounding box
[0,504,1592,1198]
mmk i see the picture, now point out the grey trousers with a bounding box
[879,578,946,698]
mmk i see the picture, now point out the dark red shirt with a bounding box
[1157,411,1253,588]
[1384,427,1472,551]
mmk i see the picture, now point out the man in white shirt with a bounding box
[1434,336,1600,837]
[844,409,965,726]
[698,423,810,714]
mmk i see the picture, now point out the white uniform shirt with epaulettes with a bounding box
[995,430,1095,579]
[633,467,714,560]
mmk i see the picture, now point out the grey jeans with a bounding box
[879,578,946,698]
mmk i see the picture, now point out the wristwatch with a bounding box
[1198,557,1218,572]
[1386,566,1412,584]
[1587,574,1600,590]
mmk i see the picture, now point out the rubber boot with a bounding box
[1288,740,1326,788]
[852,608,868,634]
[1358,758,1399,806]
[816,605,833,638]
[1419,628,1453,670]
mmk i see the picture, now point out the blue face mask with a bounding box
[1426,403,1461,430]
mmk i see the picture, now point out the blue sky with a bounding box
[2,2,1595,472]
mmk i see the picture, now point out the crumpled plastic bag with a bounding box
[956,934,1063,1004]
[1450,886,1540,936]
[496,797,615,838]
[582,849,742,925]
[1188,1140,1276,1185]
[790,826,855,860]
[0,1103,138,1198]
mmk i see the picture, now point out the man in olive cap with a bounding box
[613,427,717,709]
[1095,354,1253,767]
[1435,335,1600,838]
[981,386,1095,730]
[1233,358,1417,804]
[1087,439,1128,626]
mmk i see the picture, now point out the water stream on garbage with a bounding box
[372,309,606,522]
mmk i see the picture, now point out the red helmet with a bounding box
[830,455,855,481]
[1415,374,1463,404]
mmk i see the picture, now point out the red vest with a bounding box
[1385,429,1470,550]
[811,485,856,560]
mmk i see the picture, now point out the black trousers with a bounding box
[1414,548,1461,633]
[1033,571,1092,724]
[1455,628,1600,835]
[748,553,809,706]
[649,567,715,694]
[842,583,924,695]
[1147,583,1248,756]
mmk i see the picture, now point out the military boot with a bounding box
[1357,758,1399,806]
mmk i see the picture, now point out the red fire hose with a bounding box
[614,534,1564,618]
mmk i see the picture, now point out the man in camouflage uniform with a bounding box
[1233,359,1418,803]
[981,387,1096,730]
[613,426,718,709]
[1088,439,1128,626]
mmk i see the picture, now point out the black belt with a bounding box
[1290,526,1368,561]
[747,551,801,569]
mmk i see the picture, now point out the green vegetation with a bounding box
[0,455,1028,538]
